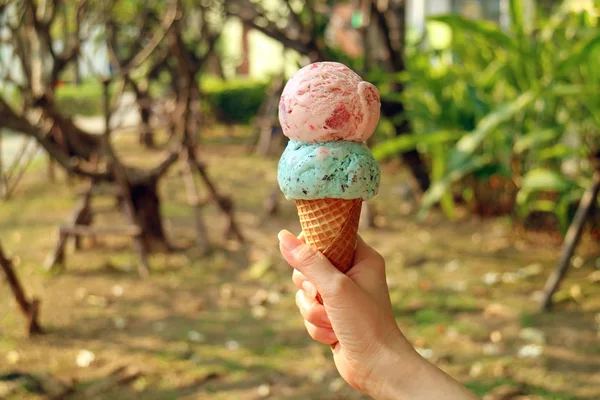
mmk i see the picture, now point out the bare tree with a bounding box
[0,0,242,255]
[105,4,173,148]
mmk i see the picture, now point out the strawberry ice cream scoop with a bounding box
[279,62,380,143]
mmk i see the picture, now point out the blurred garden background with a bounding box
[1,0,599,398]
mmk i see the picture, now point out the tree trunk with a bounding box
[397,141,431,193]
[0,241,43,336]
[381,100,431,192]
[540,169,600,311]
[0,129,4,198]
[237,24,250,76]
[47,153,56,182]
[373,2,431,193]
[128,178,169,252]
[139,105,154,148]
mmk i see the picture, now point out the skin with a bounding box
[278,229,480,400]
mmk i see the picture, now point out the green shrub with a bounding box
[373,0,600,229]
[202,76,267,125]
[55,80,106,117]
[0,85,22,109]
[52,76,268,125]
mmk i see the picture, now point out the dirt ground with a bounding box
[1,131,599,399]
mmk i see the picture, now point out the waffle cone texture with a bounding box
[295,198,362,273]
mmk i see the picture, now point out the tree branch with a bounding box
[0,239,43,335]
[147,146,181,179]
[24,0,57,61]
[51,0,87,84]
[370,1,407,76]
[284,0,305,37]
[0,99,108,179]
[227,0,314,56]
[120,2,178,75]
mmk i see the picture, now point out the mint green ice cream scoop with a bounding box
[278,140,380,201]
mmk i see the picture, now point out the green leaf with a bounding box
[449,91,537,169]
[516,169,573,216]
[514,128,560,153]
[372,131,462,161]
[419,154,494,216]
[529,199,558,213]
[555,189,584,235]
[431,144,456,220]
[557,32,600,74]
[509,0,526,36]
[429,15,518,51]
[473,163,511,180]
[520,168,573,194]
[549,84,586,96]
[476,60,505,87]
[538,144,576,161]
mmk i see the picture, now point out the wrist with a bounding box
[371,340,480,400]
[365,331,426,400]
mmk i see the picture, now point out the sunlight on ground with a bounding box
[0,132,599,399]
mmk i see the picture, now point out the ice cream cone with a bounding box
[295,198,362,274]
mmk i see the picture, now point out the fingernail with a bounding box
[302,280,316,298]
[278,230,300,251]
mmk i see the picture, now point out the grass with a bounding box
[466,378,579,400]
[0,129,599,399]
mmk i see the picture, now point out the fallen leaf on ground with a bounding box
[588,270,600,283]
[257,383,271,397]
[517,344,543,358]
[247,258,274,279]
[252,305,267,319]
[76,350,96,367]
[112,285,124,297]
[483,383,525,400]
[249,289,269,306]
[225,340,240,350]
[484,303,515,319]
[469,362,483,378]
[518,328,545,344]
[6,351,19,365]
[188,330,206,343]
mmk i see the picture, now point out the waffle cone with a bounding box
[295,198,362,274]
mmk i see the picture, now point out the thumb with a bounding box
[278,230,356,303]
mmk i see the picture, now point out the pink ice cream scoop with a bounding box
[278,62,380,143]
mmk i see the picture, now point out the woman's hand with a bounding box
[278,229,480,400]
[278,229,416,398]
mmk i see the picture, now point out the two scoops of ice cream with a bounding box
[277,62,381,273]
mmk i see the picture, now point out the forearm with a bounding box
[373,346,479,400]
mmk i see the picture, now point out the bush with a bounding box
[202,77,267,125]
[55,80,106,117]
[373,1,600,230]
[52,76,268,124]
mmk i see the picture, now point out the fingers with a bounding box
[296,289,331,328]
[347,235,387,298]
[279,229,353,302]
[292,269,318,297]
[304,320,338,345]
[352,235,384,268]
[292,269,306,290]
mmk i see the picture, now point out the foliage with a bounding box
[39,75,268,124]
[54,80,107,117]
[202,76,268,125]
[373,0,600,230]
